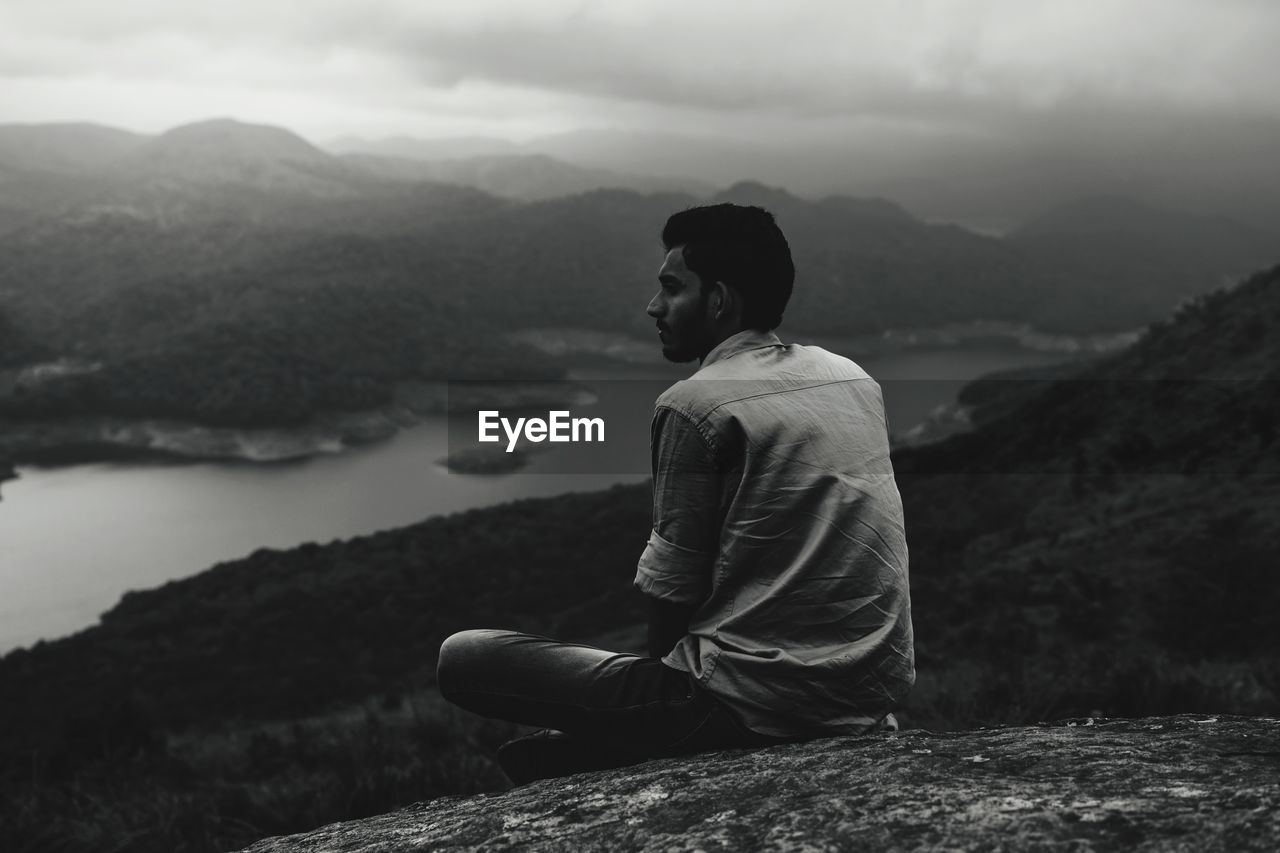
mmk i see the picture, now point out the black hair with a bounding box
[661,203,795,331]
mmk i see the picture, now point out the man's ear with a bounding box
[712,281,732,320]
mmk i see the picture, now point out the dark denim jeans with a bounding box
[437,629,795,778]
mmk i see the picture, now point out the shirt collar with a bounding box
[699,328,783,370]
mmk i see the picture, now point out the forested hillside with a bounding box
[1,264,1276,852]
[894,264,1280,720]
[1,269,561,426]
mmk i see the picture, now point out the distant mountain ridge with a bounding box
[338,151,714,201]
[0,119,518,236]
[0,120,717,227]
[0,123,147,178]
[327,130,718,198]
[328,133,521,161]
[117,119,365,196]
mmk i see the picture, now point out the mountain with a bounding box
[0,119,511,237]
[0,123,147,178]
[328,134,521,161]
[895,264,1280,482]
[340,151,714,201]
[0,120,516,227]
[0,124,150,232]
[390,180,1137,338]
[333,129,734,193]
[524,128,763,186]
[115,118,366,197]
[1009,196,1280,317]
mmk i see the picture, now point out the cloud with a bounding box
[3,1,1278,118]
[1,0,1278,166]
[376,0,1280,122]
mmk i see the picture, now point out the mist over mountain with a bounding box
[328,134,521,161]
[0,120,513,239]
[329,123,1280,240]
[118,119,366,196]
[326,118,1280,239]
[338,151,714,201]
[1009,195,1279,318]
[329,130,721,199]
[534,122,1280,238]
[0,124,147,231]
[0,123,147,178]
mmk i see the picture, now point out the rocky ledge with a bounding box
[240,715,1280,852]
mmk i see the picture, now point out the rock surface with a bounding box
[239,715,1280,852]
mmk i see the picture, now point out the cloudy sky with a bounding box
[2,0,1278,225]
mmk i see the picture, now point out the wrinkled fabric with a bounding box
[436,629,797,766]
[634,329,914,738]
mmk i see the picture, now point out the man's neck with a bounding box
[698,324,750,365]
[698,328,782,370]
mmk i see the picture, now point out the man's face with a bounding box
[647,246,713,364]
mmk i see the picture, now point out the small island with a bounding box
[438,445,532,474]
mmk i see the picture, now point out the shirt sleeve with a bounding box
[634,405,721,606]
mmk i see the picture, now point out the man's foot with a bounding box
[497,729,645,785]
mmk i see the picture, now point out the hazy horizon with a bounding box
[3,1,1280,229]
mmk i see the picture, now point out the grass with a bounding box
[1,691,519,853]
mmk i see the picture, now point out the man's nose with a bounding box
[646,293,664,318]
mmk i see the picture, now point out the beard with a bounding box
[659,337,703,363]
[657,292,711,363]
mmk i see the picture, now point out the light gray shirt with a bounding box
[634,328,914,737]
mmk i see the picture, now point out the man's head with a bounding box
[646,204,795,364]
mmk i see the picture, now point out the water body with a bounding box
[0,343,1072,653]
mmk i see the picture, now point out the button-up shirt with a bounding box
[634,328,914,737]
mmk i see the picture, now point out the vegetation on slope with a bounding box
[894,266,1280,721]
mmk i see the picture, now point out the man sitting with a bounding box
[438,203,914,784]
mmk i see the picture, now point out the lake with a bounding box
[0,342,1074,653]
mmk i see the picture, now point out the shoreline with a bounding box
[511,321,1143,362]
[0,379,596,485]
[0,323,1135,484]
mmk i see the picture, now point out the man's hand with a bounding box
[646,595,699,660]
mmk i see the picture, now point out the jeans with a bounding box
[436,629,796,767]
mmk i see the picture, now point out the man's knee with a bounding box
[437,628,509,700]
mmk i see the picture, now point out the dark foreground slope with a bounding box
[894,265,1280,723]
[241,715,1280,853]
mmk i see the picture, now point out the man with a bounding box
[438,203,913,784]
